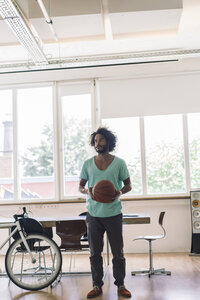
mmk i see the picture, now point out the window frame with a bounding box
[57,80,96,201]
[0,79,199,204]
[0,82,55,203]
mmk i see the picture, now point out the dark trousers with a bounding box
[86,213,125,287]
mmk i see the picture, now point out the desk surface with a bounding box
[0,214,150,228]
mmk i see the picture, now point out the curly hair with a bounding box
[90,127,117,152]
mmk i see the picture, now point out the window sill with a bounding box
[0,194,190,206]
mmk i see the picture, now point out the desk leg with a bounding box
[103,234,110,280]
[106,234,110,265]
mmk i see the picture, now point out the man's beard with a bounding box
[95,145,108,154]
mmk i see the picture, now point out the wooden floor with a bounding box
[0,253,200,300]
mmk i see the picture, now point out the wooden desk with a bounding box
[38,214,150,227]
[0,214,150,276]
[122,214,150,225]
[37,213,150,270]
[0,213,150,228]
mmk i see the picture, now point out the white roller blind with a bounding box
[58,81,92,96]
[99,73,200,118]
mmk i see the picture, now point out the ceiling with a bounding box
[0,0,200,73]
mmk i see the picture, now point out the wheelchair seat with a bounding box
[11,218,48,251]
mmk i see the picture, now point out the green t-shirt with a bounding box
[80,156,130,217]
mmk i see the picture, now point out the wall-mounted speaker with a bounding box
[190,191,200,254]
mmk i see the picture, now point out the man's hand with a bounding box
[89,187,95,200]
[111,190,122,201]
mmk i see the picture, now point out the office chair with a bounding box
[56,219,90,274]
[79,212,88,242]
[131,211,171,277]
[78,212,107,272]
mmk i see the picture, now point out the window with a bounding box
[0,90,13,200]
[103,114,190,196]
[1,79,200,202]
[59,83,93,197]
[0,82,94,202]
[144,115,186,194]
[18,86,54,199]
[102,117,142,194]
[188,113,200,188]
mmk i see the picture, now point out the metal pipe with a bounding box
[37,0,58,42]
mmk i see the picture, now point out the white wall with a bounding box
[0,199,191,254]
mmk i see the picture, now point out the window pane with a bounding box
[18,87,54,199]
[0,90,13,200]
[102,117,142,195]
[188,113,200,188]
[62,94,93,196]
[145,114,186,194]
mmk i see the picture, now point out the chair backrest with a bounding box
[56,219,88,250]
[79,212,88,240]
[79,212,87,217]
[158,212,166,237]
[159,212,165,226]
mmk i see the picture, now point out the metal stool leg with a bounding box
[131,240,171,277]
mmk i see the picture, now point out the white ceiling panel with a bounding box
[0,0,200,73]
[0,45,28,62]
[27,0,101,18]
[108,0,183,13]
[0,20,19,44]
[110,9,182,35]
[30,14,104,40]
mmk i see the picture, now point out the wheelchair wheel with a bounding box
[5,233,62,291]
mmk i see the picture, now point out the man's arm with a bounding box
[120,177,132,194]
[79,178,95,199]
[79,178,88,194]
[115,177,132,198]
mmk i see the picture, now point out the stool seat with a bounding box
[134,234,164,241]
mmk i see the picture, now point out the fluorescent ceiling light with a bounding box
[0,0,48,64]
[1,45,200,74]
[1,48,200,74]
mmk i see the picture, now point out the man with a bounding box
[79,127,132,298]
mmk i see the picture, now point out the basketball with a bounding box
[92,180,117,203]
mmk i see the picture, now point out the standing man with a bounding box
[79,127,132,298]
